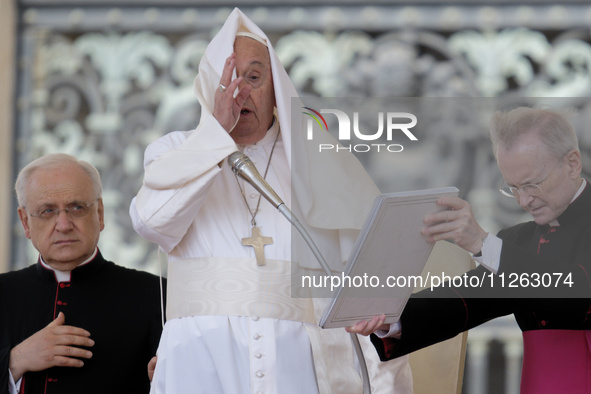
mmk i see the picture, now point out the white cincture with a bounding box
[166,257,316,324]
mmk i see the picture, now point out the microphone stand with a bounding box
[277,205,372,394]
[229,152,372,394]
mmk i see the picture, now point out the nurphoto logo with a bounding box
[303,107,418,153]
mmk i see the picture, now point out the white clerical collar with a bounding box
[39,248,98,282]
[572,178,587,201]
[548,179,587,227]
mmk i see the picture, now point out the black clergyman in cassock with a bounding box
[0,250,165,394]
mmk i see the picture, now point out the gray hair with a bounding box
[15,153,103,208]
[489,107,579,159]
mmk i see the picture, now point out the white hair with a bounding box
[15,153,102,208]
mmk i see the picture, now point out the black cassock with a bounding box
[0,250,164,394]
[372,181,591,364]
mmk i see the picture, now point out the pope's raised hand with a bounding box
[213,53,252,132]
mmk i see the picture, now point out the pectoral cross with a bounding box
[242,227,273,266]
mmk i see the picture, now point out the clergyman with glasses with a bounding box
[1,153,164,394]
[348,107,591,393]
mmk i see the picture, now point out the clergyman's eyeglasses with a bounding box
[28,200,97,220]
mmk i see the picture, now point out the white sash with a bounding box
[166,257,317,324]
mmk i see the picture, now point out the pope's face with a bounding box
[18,163,104,271]
[231,36,276,145]
[497,133,581,225]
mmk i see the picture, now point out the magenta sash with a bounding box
[521,330,591,393]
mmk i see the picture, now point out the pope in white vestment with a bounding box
[130,8,412,394]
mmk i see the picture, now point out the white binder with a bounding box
[320,186,459,329]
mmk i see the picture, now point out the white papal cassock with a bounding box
[130,7,412,394]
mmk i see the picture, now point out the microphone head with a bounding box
[228,151,250,175]
[227,151,284,208]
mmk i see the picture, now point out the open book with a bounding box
[319,186,459,329]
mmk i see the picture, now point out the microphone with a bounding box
[228,152,284,208]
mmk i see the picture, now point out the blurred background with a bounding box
[2,1,591,392]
